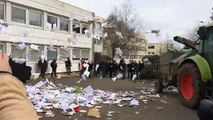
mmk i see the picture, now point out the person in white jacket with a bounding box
[77,62,90,83]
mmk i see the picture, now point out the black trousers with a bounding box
[40,68,46,78]
[128,70,132,78]
[66,66,71,74]
[51,69,57,78]
[109,69,113,78]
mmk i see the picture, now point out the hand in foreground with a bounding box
[0,53,12,74]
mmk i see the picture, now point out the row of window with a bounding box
[148,46,155,49]
[0,44,90,61]
[148,52,155,55]
[0,2,90,33]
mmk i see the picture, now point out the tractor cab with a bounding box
[198,25,213,76]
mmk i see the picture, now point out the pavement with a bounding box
[27,75,199,120]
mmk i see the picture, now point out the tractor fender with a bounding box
[179,54,212,82]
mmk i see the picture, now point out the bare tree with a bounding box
[187,26,199,41]
[104,0,142,58]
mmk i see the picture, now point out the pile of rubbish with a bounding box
[26,79,161,118]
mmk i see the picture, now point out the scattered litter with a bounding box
[156,107,164,110]
[130,99,139,106]
[63,111,74,116]
[107,113,113,117]
[108,111,116,114]
[45,110,55,117]
[142,100,148,104]
[118,104,125,107]
[87,107,101,118]
[26,79,161,118]
[80,110,87,113]
[147,94,160,98]
[160,100,171,104]
[107,111,115,117]
[96,106,103,109]
[107,118,112,120]
[135,112,140,115]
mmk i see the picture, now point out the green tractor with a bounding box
[155,25,213,108]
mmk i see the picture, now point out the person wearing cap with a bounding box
[0,53,38,120]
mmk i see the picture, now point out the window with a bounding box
[148,45,155,49]
[81,49,90,60]
[73,20,80,33]
[0,44,4,53]
[47,48,57,60]
[60,18,69,31]
[29,10,42,26]
[47,15,58,30]
[11,45,26,58]
[72,48,80,60]
[94,22,102,35]
[140,47,146,51]
[94,39,101,44]
[29,46,43,62]
[82,22,89,34]
[11,6,26,23]
[0,3,4,20]
[59,48,70,60]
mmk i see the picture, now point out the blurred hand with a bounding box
[0,53,12,74]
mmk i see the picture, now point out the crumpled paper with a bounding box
[87,107,101,118]
[26,79,161,118]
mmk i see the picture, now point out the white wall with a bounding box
[0,0,97,73]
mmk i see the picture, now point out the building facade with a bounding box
[147,42,174,55]
[127,35,148,59]
[0,0,103,73]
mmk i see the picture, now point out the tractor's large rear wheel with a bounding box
[178,63,203,108]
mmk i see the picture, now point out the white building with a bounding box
[0,0,103,73]
[147,43,174,55]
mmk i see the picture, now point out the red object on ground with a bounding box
[73,107,80,112]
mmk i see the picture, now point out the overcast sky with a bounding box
[59,0,213,43]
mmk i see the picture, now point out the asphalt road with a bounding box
[28,76,199,120]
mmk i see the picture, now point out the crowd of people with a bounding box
[37,56,147,83]
[78,58,146,83]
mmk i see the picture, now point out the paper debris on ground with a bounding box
[26,79,161,118]
[87,107,101,118]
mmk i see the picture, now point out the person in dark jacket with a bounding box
[137,60,144,79]
[131,60,138,81]
[93,61,100,77]
[127,60,132,78]
[50,59,57,79]
[99,60,106,79]
[9,58,32,84]
[112,60,118,77]
[38,57,48,78]
[88,61,94,79]
[112,59,126,81]
[108,60,113,78]
[65,57,72,75]
[79,60,85,76]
